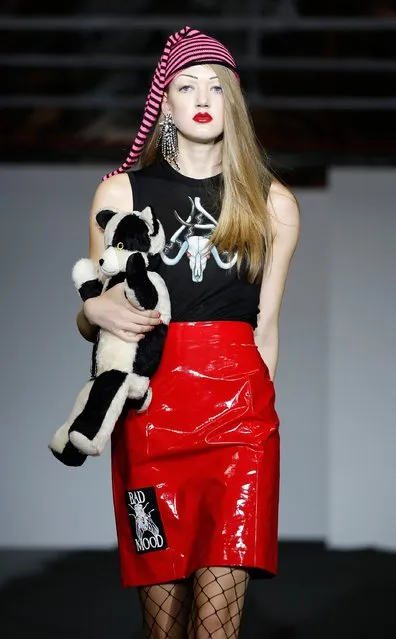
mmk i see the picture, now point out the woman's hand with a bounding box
[83,282,162,343]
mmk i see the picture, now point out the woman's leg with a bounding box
[137,579,192,638]
[187,567,250,638]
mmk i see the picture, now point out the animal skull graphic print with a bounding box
[161,196,237,282]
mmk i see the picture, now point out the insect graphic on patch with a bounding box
[129,502,160,544]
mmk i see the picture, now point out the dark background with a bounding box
[1,0,395,187]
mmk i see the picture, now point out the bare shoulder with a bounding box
[267,181,300,241]
[88,173,134,261]
[90,173,133,221]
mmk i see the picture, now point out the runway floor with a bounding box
[0,542,395,638]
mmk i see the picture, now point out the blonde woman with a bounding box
[77,27,299,639]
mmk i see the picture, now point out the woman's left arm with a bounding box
[254,183,300,381]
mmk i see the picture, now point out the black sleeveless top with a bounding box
[128,158,261,328]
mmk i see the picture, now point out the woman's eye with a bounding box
[179,85,192,92]
[211,85,223,93]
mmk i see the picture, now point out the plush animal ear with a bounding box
[138,206,154,233]
[138,206,159,236]
[96,209,117,230]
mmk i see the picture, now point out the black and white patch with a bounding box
[126,487,168,554]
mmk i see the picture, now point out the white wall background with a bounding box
[0,165,394,549]
[327,169,396,550]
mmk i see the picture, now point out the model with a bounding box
[77,25,300,639]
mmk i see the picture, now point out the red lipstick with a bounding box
[193,112,213,123]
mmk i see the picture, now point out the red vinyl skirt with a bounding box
[111,321,280,588]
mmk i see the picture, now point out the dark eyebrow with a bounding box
[176,74,219,81]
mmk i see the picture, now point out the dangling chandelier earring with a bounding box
[157,112,179,170]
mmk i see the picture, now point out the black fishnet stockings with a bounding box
[138,580,192,638]
[138,567,250,638]
[188,567,249,638]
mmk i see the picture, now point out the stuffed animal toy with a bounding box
[49,206,171,467]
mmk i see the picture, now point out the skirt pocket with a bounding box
[143,343,279,457]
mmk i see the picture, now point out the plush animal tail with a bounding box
[68,370,149,457]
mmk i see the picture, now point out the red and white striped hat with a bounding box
[103,25,238,180]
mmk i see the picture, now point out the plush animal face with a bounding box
[96,207,165,277]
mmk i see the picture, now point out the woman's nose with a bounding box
[196,87,209,107]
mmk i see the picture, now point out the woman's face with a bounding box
[163,64,224,144]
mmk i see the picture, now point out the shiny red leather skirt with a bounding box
[111,321,280,587]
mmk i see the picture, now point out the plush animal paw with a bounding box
[69,430,102,457]
[50,442,87,467]
[72,258,103,301]
[136,387,153,413]
[49,423,87,467]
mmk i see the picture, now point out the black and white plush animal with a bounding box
[49,206,171,467]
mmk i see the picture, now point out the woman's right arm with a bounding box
[76,173,162,343]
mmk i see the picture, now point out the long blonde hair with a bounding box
[139,64,274,283]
